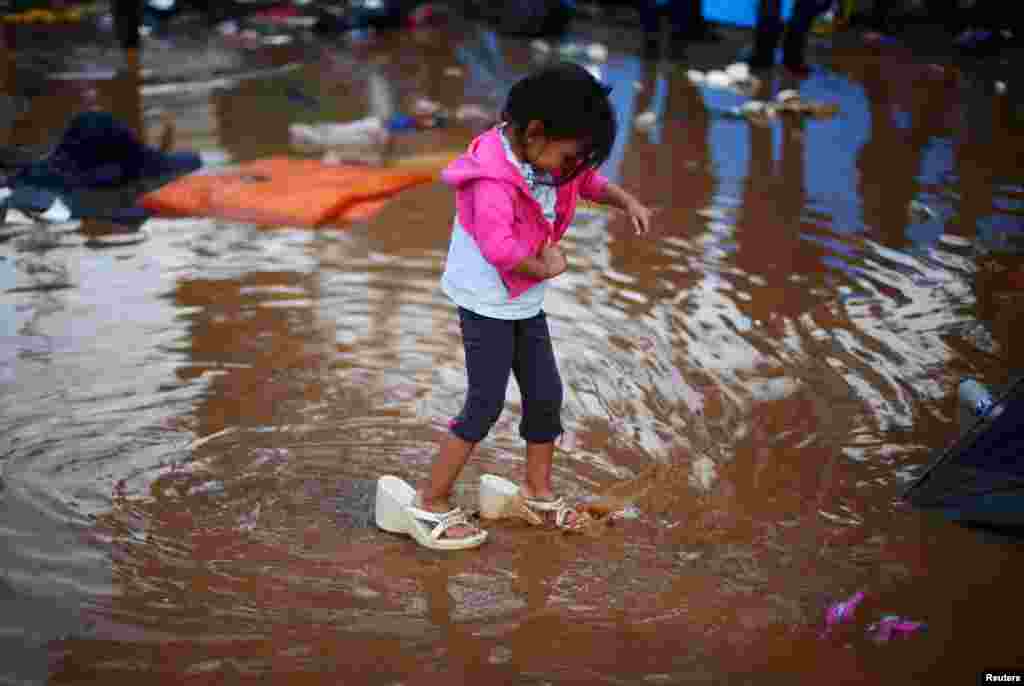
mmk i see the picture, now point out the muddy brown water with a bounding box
[1,16,1023,686]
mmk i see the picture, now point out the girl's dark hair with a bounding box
[501,62,616,185]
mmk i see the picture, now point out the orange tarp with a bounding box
[139,157,438,227]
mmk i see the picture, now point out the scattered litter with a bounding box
[413,97,442,116]
[705,70,732,89]
[995,81,1007,94]
[263,34,293,46]
[289,116,390,147]
[635,110,657,131]
[444,66,464,77]
[559,42,583,57]
[686,70,706,85]
[455,104,495,124]
[586,42,608,62]
[821,590,865,637]
[867,615,926,642]
[408,3,444,27]
[530,39,551,54]
[776,89,800,103]
[725,62,750,81]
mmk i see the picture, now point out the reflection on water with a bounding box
[1,16,1022,685]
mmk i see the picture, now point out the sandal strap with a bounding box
[522,496,567,512]
[523,495,585,531]
[407,505,474,540]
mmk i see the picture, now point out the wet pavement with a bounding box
[2,5,1023,685]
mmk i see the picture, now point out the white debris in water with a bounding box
[725,62,750,81]
[995,80,1007,94]
[559,42,582,57]
[740,100,767,114]
[635,110,657,130]
[586,42,608,62]
[776,89,800,103]
[705,70,732,89]
[530,39,551,54]
[689,456,718,492]
[686,69,705,85]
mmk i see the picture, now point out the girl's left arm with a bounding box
[597,182,654,236]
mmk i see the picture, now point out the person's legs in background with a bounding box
[781,0,833,73]
[640,0,665,57]
[749,0,783,69]
[668,0,720,41]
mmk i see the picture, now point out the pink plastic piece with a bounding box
[821,590,865,637]
[867,615,926,642]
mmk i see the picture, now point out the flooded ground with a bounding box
[2,8,1023,685]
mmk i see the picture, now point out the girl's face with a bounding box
[521,121,587,178]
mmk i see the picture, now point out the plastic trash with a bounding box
[289,117,390,147]
[634,110,657,131]
[454,104,494,123]
[559,42,583,57]
[821,590,865,637]
[385,111,448,132]
[725,62,750,81]
[867,615,926,642]
[530,39,552,54]
[959,378,999,419]
[413,98,442,116]
[686,70,705,85]
[586,42,608,62]
[995,81,1007,94]
[386,114,418,132]
[776,89,800,103]
[705,71,732,89]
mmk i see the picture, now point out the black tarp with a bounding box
[904,377,1024,527]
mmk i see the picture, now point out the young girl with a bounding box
[410,62,652,548]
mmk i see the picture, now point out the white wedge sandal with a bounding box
[478,474,586,531]
[375,475,488,551]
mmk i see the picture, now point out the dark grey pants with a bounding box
[449,307,563,444]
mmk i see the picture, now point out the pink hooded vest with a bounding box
[440,127,609,299]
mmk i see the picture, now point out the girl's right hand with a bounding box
[541,243,567,279]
